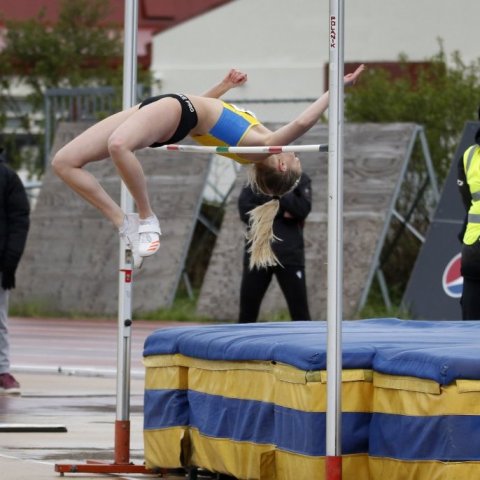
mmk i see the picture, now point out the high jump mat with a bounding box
[143,318,480,479]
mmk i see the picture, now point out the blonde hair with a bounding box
[246,199,282,269]
[245,157,301,269]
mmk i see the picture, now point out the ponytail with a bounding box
[245,154,301,269]
[246,198,282,269]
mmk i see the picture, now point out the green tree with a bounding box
[1,0,123,105]
[345,45,480,183]
[346,44,480,314]
[0,0,150,171]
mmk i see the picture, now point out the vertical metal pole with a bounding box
[115,0,138,465]
[326,0,344,478]
[44,95,51,170]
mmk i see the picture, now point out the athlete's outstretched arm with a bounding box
[201,69,248,98]
[266,64,365,146]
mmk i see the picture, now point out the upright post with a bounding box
[55,1,156,473]
[115,0,138,465]
[326,0,344,478]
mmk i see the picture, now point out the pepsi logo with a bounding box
[442,253,463,298]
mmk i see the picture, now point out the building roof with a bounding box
[0,0,231,65]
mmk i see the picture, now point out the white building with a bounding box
[151,0,480,122]
[150,0,480,200]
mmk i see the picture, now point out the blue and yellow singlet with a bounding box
[193,102,260,164]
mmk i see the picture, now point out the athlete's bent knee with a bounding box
[107,133,130,157]
[51,148,69,178]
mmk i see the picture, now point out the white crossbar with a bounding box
[155,144,328,154]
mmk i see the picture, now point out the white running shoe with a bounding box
[118,213,144,269]
[138,215,162,257]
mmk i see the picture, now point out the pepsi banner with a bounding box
[403,122,480,320]
[442,253,463,299]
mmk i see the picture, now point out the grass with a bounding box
[137,294,293,323]
[10,281,411,323]
[356,280,411,320]
[10,299,114,319]
[258,309,291,322]
[10,291,215,323]
[134,293,214,323]
[357,302,411,320]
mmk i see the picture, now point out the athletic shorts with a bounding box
[138,93,198,147]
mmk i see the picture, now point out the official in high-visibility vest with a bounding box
[457,126,480,320]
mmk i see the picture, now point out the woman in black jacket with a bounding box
[238,172,312,322]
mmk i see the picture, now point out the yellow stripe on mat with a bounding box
[144,354,373,412]
[369,456,480,480]
[374,372,480,416]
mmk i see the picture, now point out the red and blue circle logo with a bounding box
[442,253,463,298]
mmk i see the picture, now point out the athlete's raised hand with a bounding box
[344,64,365,87]
[202,68,248,98]
[223,68,248,88]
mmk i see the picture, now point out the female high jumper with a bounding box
[52,65,365,269]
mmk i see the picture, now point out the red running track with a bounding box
[8,317,199,377]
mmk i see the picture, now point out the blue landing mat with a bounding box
[143,318,480,384]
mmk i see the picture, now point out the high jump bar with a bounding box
[156,144,328,154]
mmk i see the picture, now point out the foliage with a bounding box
[0,0,123,104]
[357,278,411,320]
[134,292,214,323]
[11,291,215,323]
[345,44,480,184]
[345,44,480,311]
[0,0,151,172]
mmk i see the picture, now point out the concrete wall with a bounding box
[12,121,417,319]
[12,122,211,316]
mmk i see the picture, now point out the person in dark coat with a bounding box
[0,149,30,394]
[238,171,312,323]
[457,124,480,320]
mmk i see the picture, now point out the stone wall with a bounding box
[12,121,416,320]
[13,122,211,316]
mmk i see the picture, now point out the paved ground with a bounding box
[0,317,199,480]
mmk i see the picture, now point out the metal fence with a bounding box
[43,86,118,168]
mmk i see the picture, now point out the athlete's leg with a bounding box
[53,97,183,225]
[275,265,311,321]
[52,106,138,227]
[107,97,183,219]
[105,98,184,257]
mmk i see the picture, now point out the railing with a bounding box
[44,86,118,169]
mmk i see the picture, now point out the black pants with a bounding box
[238,265,311,323]
[461,239,480,320]
[461,278,480,320]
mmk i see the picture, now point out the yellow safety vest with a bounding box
[463,145,480,245]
